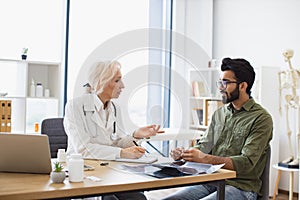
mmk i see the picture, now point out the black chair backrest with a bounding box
[41,118,67,158]
[258,147,271,200]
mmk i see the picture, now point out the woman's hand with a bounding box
[120,146,145,159]
[170,147,185,161]
[133,124,164,139]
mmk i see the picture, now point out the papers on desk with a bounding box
[115,155,158,164]
[120,161,224,178]
[152,161,224,175]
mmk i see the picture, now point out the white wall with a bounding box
[213,0,300,194]
[213,0,300,69]
[0,0,65,62]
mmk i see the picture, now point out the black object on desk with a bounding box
[147,167,192,178]
[100,162,109,166]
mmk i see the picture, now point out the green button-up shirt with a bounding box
[195,98,273,195]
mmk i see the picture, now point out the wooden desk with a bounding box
[0,159,235,200]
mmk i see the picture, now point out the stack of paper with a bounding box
[152,161,224,175]
[120,161,224,178]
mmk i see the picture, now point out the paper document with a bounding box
[152,161,224,175]
[120,160,224,177]
[115,155,158,164]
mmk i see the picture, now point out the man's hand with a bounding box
[181,148,206,162]
[170,147,185,161]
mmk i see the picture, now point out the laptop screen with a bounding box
[0,133,52,174]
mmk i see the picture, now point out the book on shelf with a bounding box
[206,100,222,126]
[191,108,203,125]
[191,81,206,97]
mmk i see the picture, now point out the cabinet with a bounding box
[0,59,62,134]
[189,68,222,130]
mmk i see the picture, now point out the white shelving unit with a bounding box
[190,96,222,130]
[0,59,62,134]
[189,68,222,130]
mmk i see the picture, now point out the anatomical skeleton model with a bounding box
[278,49,300,167]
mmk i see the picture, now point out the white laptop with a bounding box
[0,133,52,174]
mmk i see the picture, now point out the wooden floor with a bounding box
[271,192,298,200]
[145,188,298,200]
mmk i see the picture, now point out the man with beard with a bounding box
[163,57,273,200]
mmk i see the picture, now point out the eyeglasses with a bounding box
[216,80,241,89]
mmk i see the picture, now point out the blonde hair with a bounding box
[86,60,121,94]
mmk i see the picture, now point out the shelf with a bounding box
[26,97,58,100]
[190,124,208,130]
[0,97,58,100]
[189,67,220,72]
[189,68,222,130]
[190,96,221,100]
[0,58,59,65]
[0,59,62,134]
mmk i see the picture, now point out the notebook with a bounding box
[115,155,158,164]
[0,133,52,174]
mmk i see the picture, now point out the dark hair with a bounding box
[221,57,255,96]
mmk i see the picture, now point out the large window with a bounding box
[67,0,173,133]
[67,1,174,155]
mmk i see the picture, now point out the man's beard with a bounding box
[221,85,240,104]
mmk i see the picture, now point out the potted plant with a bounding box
[50,162,66,183]
[21,48,28,60]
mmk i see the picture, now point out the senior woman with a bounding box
[64,60,163,160]
[64,60,163,200]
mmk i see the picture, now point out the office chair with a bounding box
[258,147,271,200]
[41,118,67,158]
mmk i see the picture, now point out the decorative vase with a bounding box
[50,171,66,183]
[21,54,27,60]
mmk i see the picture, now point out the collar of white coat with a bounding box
[83,93,115,114]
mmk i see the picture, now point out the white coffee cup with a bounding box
[57,149,66,163]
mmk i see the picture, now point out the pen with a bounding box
[133,140,150,153]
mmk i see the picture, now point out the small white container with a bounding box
[57,149,66,163]
[44,89,50,97]
[68,153,84,182]
[30,79,35,97]
[36,83,43,97]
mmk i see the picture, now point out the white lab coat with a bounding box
[64,93,135,160]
